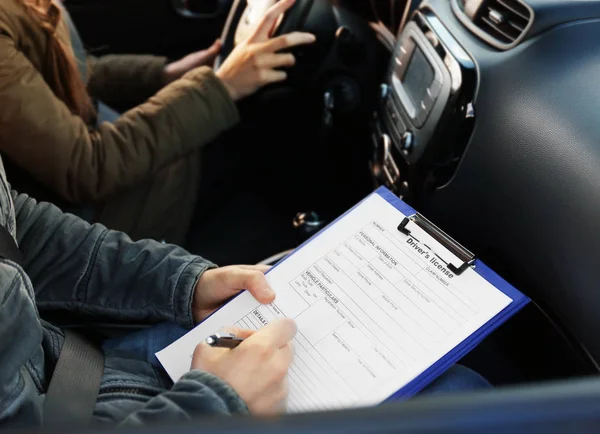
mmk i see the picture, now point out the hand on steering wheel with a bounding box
[215,0,316,102]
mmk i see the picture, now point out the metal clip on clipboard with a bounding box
[398,213,476,276]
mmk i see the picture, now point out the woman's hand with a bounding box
[215,0,316,101]
[163,39,223,84]
[192,319,297,415]
[193,265,275,323]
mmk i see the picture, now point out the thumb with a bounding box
[220,326,256,339]
[225,267,276,304]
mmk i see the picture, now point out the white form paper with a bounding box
[157,193,512,413]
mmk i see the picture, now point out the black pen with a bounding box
[205,333,244,349]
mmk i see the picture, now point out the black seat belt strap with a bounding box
[0,224,23,266]
[0,223,105,425]
[44,330,105,426]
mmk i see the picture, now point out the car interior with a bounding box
[35,0,600,430]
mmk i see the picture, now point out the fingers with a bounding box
[262,32,316,52]
[192,326,257,369]
[259,69,288,85]
[205,39,223,55]
[237,264,272,273]
[250,318,297,348]
[283,341,295,363]
[191,341,227,370]
[257,53,296,69]
[276,341,295,370]
[257,374,290,415]
[219,267,276,304]
[185,39,222,64]
[256,343,294,414]
[250,0,297,42]
[220,326,256,340]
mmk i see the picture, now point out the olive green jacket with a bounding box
[0,0,239,243]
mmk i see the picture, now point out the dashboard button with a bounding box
[380,83,390,101]
[423,89,436,111]
[401,131,414,152]
[429,80,443,98]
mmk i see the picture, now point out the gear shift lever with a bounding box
[293,211,326,243]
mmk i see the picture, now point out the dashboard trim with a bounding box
[415,9,479,187]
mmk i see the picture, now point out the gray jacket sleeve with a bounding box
[12,192,215,328]
[117,371,249,426]
[0,261,46,428]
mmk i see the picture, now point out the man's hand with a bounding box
[192,318,296,415]
[193,265,275,323]
[215,0,316,101]
[163,39,223,84]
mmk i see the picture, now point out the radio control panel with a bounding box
[371,9,477,198]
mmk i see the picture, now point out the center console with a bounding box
[371,9,477,200]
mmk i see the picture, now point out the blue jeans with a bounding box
[97,101,121,124]
[420,364,491,395]
[103,323,492,396]
[102,322,190,368]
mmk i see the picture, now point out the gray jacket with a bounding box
[0,158,248,428]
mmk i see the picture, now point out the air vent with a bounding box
[452,0,534,50]
[475,0,532,44]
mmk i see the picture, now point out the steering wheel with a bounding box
[214,0,315,70]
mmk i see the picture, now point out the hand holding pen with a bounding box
[191,318,297,416]
[205,332,245,349]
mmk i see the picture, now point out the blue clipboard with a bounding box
[267,186,529,402]
[199,186,530,403]
[375,187,530,400]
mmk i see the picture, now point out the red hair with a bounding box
[19,0,95,122]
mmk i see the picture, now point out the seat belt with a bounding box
[0,224,23,266]
[44,331,105,426]
[0,224,105,426]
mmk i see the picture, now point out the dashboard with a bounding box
[369,0,600,367]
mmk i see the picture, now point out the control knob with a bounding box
[380,83,390,101]
[400,131,414,152]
